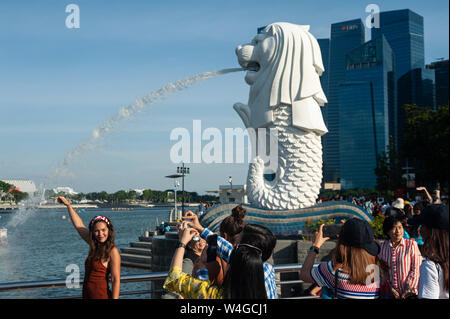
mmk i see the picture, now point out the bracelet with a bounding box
[176,242,187,249]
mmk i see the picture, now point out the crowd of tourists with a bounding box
[162,200,448,300]
[56,183,448,300]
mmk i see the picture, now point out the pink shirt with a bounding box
[378,238,422,295]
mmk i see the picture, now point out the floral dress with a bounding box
[163,266,224,299]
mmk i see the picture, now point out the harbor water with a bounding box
[0,207,171,298]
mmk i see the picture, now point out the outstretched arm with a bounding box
[57,196,89,243]
[299,224,330,283]
[416,187,432,202]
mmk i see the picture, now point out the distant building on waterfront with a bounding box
[218,184,247,204]
[338,35,396,189]
[1,179,37,194]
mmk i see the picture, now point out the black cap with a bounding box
[408,204,449,230]
[341,218,380,256]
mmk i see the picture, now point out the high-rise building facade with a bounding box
[372,9,425,80]
[338,35,395,189]
[430,60,449,106]
[323,19,365,183]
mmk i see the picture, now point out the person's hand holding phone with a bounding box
[182,211,204,234]
[177,221,199,245]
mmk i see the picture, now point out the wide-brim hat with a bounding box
[341,218,380,256]
[408,204,449,230]
[392,198,405,210]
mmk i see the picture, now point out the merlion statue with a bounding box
[234,22,328,210]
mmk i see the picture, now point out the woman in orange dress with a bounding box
[58,196,121,299]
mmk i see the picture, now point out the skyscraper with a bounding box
[430,60,449,106]
[397,67,436,150]
[338,35,395,189]
[323,19,364,183]
[372,9,431,154]
[372,9,424,80]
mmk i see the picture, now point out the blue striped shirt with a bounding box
[200,228,278,299]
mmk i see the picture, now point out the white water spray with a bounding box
[6,68,243,228]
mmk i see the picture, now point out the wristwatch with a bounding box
[176,242,187,249]
[309,246,320,254]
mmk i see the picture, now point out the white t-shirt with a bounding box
[418,259,449,299]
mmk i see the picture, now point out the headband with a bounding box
[237,243,262,257]
[89,216,111,229]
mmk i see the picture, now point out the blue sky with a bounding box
[1,0,448,194]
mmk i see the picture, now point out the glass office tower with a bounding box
[372,9,424,80]
[338,35,395,189]
[323,19,365,183]
[430,60,449,106]
[318,38,330,178]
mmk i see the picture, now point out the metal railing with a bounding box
[0,263,320,299]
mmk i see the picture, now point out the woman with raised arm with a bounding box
[163,220,269,299]
[299,219,389,299]
[57,196,121,299]
[182,210,278,299]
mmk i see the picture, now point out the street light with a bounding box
[228,176,232,201]
[165,174,182,220]
[177,163,190,215]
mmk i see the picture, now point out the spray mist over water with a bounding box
[5,68,243,229]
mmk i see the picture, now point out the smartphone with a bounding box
[322,224,342,240]
[206,234,218,263]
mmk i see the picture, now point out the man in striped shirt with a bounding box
[379,215,422,298]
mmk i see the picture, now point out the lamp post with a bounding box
[165,174,182,220]
[228,176,232,202]
[177,163,190,216]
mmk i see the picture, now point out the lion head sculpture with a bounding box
[234,22,328,135]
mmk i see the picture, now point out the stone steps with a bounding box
[120,237,154,269]
[120,253,152,269]
[130,241,152,249]
[121,247,152,256]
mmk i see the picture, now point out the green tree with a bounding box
[112,190,128,204]
[11,189,28,203]
[0,181,13,193]
[402,104,449,188]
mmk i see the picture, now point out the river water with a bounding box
[0,207,171,299]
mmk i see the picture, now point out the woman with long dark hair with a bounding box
[205,205,246,286]
[58,196,121,299]
[163,221,269,299]
[182,210,278,298]
[409,204,449,299]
